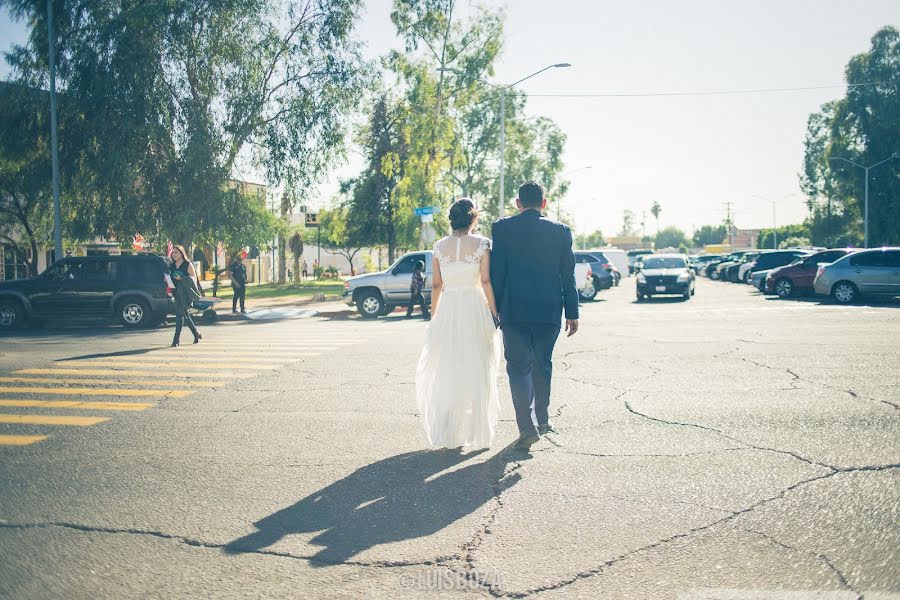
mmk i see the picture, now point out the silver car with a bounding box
[343,251,433,318]
[813,247,900,303]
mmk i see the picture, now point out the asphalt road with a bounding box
[1,278,898,599]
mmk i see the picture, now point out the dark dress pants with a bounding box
[232,285,246,311]
[501,322,561,436]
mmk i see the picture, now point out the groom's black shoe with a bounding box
[514,433,540,450]
[538,423,556,435]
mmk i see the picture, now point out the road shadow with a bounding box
[762,295,900,308]
[632,296,690,304]
[223,445,523,565]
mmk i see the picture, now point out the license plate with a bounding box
[655,286,666,292]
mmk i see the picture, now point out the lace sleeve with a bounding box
[432,241,447,264]
[476,237,492,262]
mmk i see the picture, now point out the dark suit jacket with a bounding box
[490,209,579,326]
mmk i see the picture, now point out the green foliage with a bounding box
[801,27,899,246]
[779,236,811,249]
[575,230,605,249]
[677,244,689,255]
[650,201,661,232]
[619,210,638,237]
[655,226,688,250]
[692,225,727,247]
[2,0,370,247]
[757,224,810,250]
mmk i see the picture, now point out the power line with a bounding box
[523,81,895,99]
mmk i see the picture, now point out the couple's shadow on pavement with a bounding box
[224,444,523,565]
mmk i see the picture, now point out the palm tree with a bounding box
[650,201,661,233]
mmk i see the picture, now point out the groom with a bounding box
[490,180,579,450]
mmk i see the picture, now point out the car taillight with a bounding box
[587,267,592,278]
[344,281,350,291]
[816,266,824,279]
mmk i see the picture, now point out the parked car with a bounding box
[635,254,695,301]
[750,269,773,292]
[343,251,434,318]
[0,254,174,330]
[764,249,854,297]
[574,262,597,302]
[575,251,614,292]
[627,249,654,274]
[739,250,809,284]
[725,252,760,282]
[343,250,596,318]
[706,252,748,280]
[609,264,622,286]
[813,247,900,304]
[691,254,723,275]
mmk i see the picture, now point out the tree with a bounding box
[692,224,727,247]
[618,210,637,237]
[655,226,688,250]
[2,0,370,248]
[800,27,899,246]
[575,230,604,250]
[650,201,661,233]
[319,207,366,276]
[757,224,810,249]
[289,231,304,282]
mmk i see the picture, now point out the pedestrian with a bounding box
[313,259,319,279]
[406,260,431,320]
[170,245,203,347]
[229,255,247,313]
[301,259,309,281]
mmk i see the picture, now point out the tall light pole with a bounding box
[753,193,798,249]
[439,63,571,218]
[557,165,592,220]
[47,0,63,262]
[828,154,897,248]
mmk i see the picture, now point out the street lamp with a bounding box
[752,193,798,249]
[440,63,572,217]
[828,154,898,248]
[557,165,592,220]
[47,0,63,262]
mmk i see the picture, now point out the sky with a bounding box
[2,0,898,239]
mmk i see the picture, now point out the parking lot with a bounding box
[1,277,898,598]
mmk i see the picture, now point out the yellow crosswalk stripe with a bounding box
[0,376,222,388]
[57,360,281,370]
[0,434,48,446]
[0,414,109,426]
[17,368,253,379]
[0,386,192,398]
[0,399,154,411]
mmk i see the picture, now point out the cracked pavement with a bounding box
[1,278,898,599]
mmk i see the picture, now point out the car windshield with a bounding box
[642,257,686,269]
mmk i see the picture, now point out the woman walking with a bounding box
[170,245,203,347]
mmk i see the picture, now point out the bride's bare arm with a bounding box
[480,250,498,319]
[430,255,443,317]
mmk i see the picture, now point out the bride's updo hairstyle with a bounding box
[449,198,478,231]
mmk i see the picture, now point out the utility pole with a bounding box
[828,154,897,248]
[723,202,734,246]
[47,0,63,262]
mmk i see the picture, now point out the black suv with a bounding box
[0,254,174,330]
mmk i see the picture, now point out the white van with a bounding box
[591,248,628,278]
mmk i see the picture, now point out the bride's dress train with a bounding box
[415,235,502,449]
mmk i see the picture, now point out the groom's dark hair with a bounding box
[518,181,544,208]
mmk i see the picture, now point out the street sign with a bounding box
[305,213,319,227]
[414,206,435,216]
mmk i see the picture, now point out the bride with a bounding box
[415,198,502,450]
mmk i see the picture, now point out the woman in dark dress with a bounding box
[170,245,203,347]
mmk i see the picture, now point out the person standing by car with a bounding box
[229,256,247,313]
[170,245,203,347]
[406,261,431,320]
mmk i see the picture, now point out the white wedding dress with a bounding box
[415,234,502,449]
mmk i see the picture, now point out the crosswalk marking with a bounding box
[56,360,286,370]
[0,434,48,446]
[0,376,222,388]
[0,399,154,411]
[0,414,110,426]
[17,368,254,379]
[0,386,193,398]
